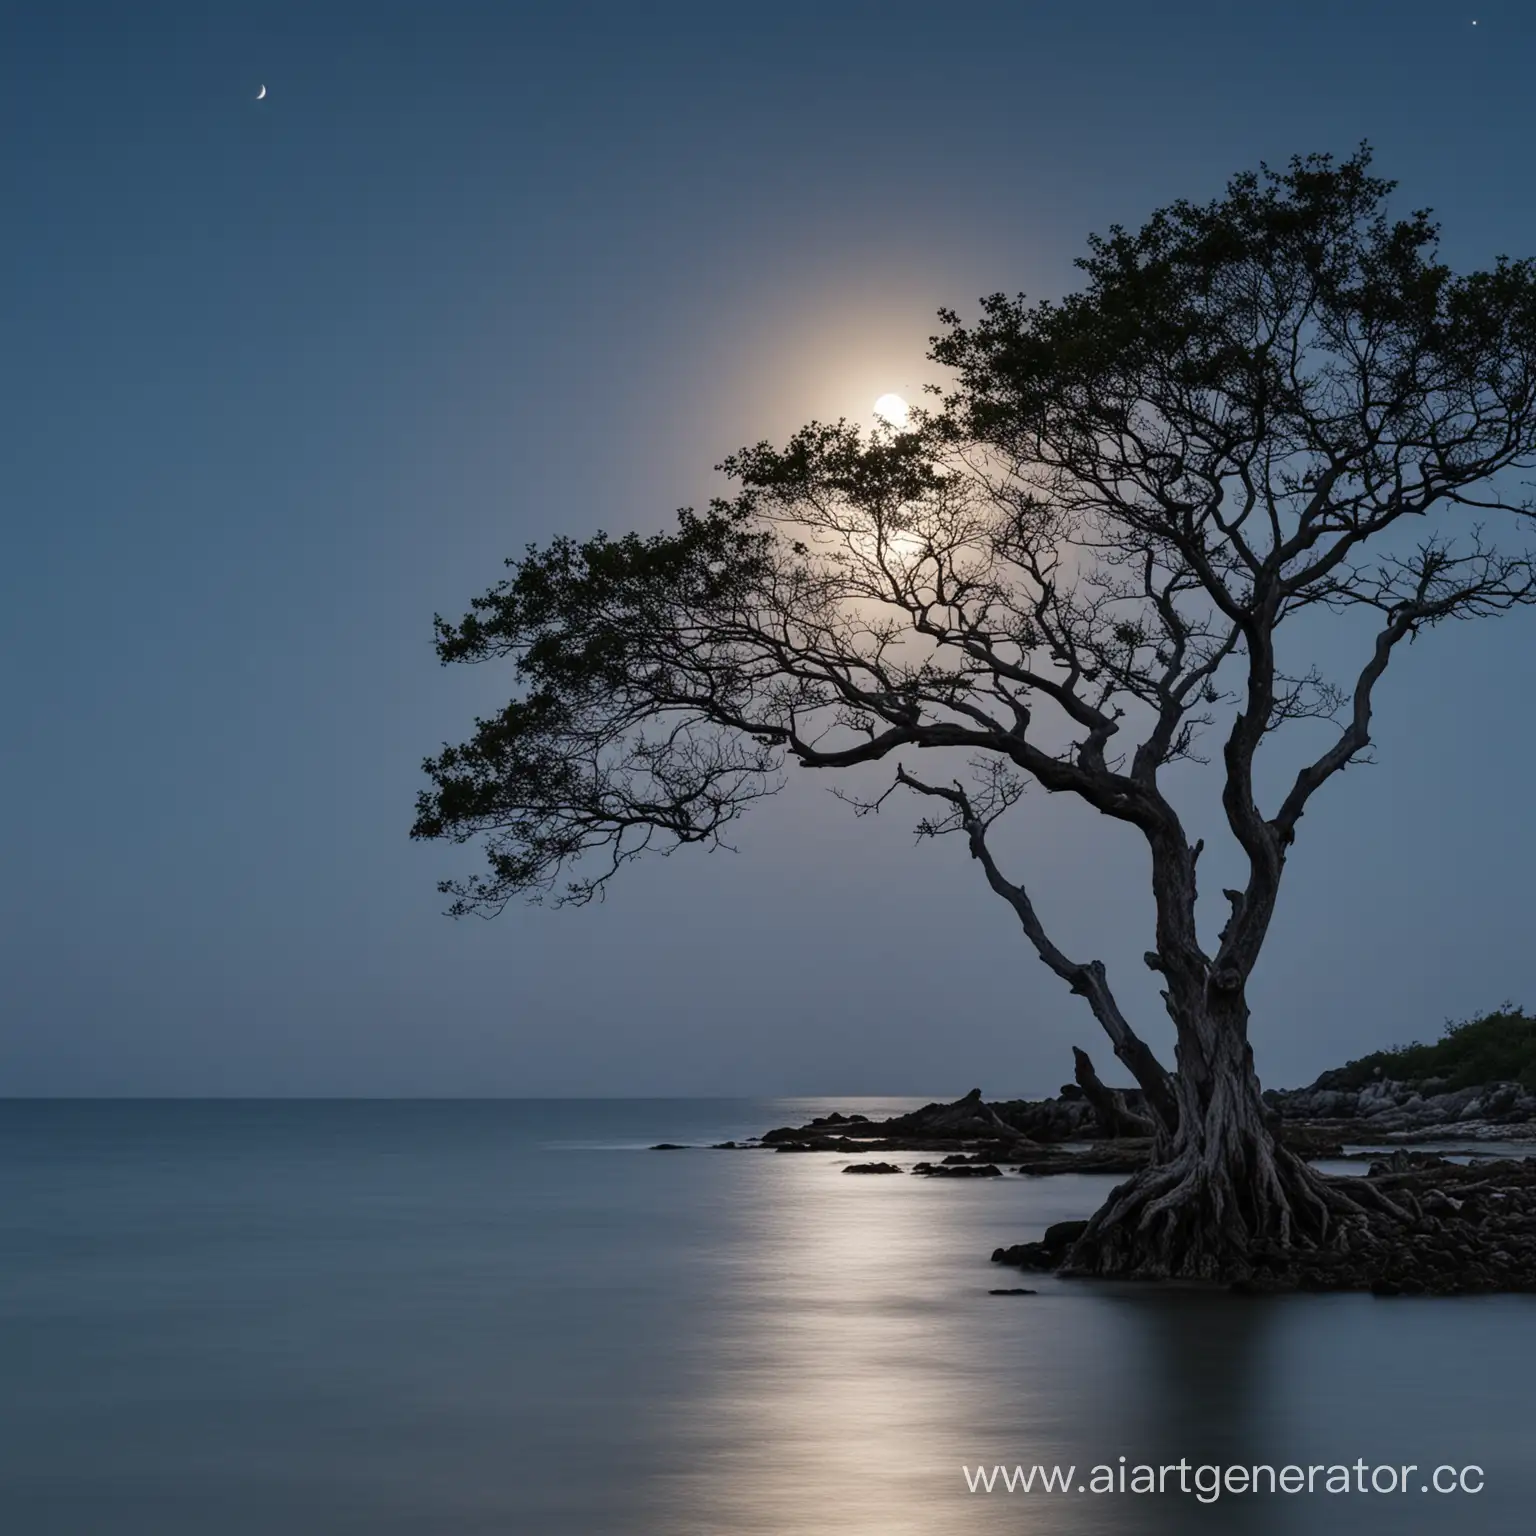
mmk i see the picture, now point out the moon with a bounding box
[256,84,267,100]
[873,393,910,429]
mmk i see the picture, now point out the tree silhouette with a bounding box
[415,150,1536,1277]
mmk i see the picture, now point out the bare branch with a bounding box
[895,766,1178,1130]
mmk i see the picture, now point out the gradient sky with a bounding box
[4,0,1535,1096]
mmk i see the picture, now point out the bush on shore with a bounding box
[1316,1006,1536,1093]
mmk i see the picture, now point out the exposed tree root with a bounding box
[1061,1068,1412,1282]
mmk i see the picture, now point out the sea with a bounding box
[2,1098,1533,1535]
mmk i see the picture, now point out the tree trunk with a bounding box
[1064,998,1341,1281]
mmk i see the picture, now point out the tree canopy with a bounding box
[415,148,1536,1276]
[417,146,1536,1015]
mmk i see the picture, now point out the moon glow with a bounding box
[873,393,910,429]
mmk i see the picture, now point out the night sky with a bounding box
[4,1,1534,1095]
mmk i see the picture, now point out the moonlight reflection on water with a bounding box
[0,1100,1530,1535]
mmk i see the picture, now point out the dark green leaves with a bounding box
[417,147,1536,917]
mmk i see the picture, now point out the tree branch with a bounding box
[896,766,1179,1132]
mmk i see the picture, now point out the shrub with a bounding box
[1318,1006,1536,1092]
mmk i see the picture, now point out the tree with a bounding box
[413,150,1536,1279]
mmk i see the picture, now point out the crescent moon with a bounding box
[256,85,266,100]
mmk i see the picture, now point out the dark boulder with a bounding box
[1043,1219,1089,1250]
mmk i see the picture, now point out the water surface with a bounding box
[2,1099,1531,1534]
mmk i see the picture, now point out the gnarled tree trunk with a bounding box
[1065,991,1345,1280]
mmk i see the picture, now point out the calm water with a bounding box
[2,1099,1533,1535]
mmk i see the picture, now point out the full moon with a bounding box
[873,393,910,429]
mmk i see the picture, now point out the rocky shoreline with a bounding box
[734,1070,1536,1168]
[659,1074,1536,1294]
[1266,1076,1536,1143]
[739,1084,1350,1172]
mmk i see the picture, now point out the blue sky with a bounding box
[3,0,1534,1094]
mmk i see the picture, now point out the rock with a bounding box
[1367,1150,1451,1178]
[755,1086,1141,1163]
[1276,1124,1346,1158]
[1013,1144,1150,1175]
[991,1242,1053,1268]
[913,1162,1003,1178]
[1304,1088,1356,1118]
[754,1069,1536,1193]
[988,1287,1038,1295]
[1265,1073,1536,1144]
[650,1143,689,1150]
[843,1161,902,1174]
[993,1219,1091,1272]
[1043,1219,1090,1251]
